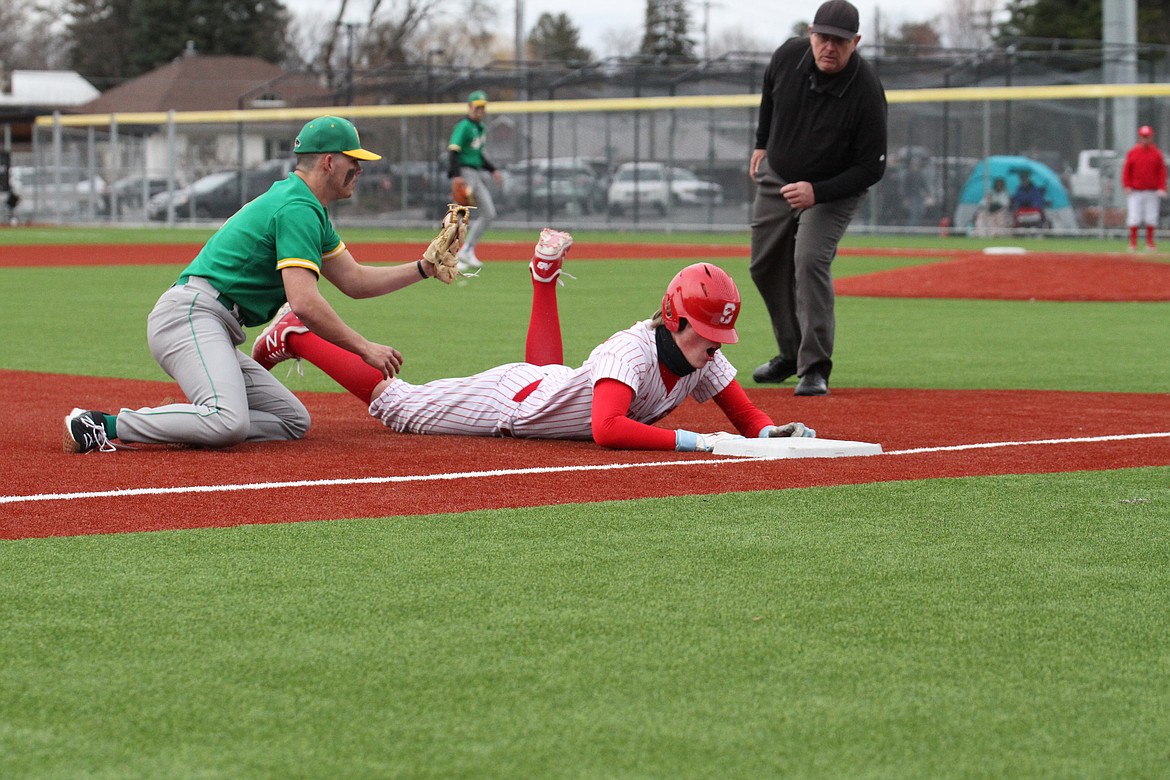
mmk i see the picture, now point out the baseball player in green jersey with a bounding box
[448,89,502,273]
[64,116,449,454]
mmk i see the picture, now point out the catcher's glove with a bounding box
[421,203,473,284]
[451,177,477,207]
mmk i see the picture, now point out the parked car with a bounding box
[106,174,173,217]
[148,160,295,221]
[607,162,670,215]
[500,160,538,210]
[504,158,607,214]
[8,166,109,219]
[1067,149,1118,203]
[667,167,723,206]
[385,160,448,211]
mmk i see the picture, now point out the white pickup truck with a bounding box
[1067,149,1118,202]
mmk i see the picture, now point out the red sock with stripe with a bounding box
[525,274,563,366]
[286,332,383,403]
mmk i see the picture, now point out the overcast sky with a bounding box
[288,0,956,59]
[514,0,951,54]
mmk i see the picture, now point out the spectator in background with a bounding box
[1010,169,1048,229]
[1011,170,1046,211]
[2,156,18,225]
[973,176,1012,236]
[4,190,17,225]
[1122,125,1167,252]
[748,0,887,397]
[900,158,930,226]
[447,90,503,274]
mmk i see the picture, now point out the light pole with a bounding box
[425,46,445,102]
[515,1,525,66]
[343,22,360,106]
[426,47,445,208]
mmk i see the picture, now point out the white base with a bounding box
[712,437,883,459]
[982,246,1027,255]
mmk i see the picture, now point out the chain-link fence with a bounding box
[9,44,1170,235]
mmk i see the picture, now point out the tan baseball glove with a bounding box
[421,203,473,284]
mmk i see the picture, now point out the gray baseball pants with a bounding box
[749,158,862,378]
[460,166,497,251]
[115,276,310,447]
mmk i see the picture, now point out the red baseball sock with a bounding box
[1130,226,1139,246]
[525,272,563,366]
[1147,226,1156,246]
[287,332,382,403]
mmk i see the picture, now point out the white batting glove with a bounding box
[759,422,816,439]
[675,430,745,452]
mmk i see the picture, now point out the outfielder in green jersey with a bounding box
[65,116,449,453]
[447,90,502,273]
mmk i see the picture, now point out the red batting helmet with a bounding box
[1139,125,1154,138]
[661,263,741,344]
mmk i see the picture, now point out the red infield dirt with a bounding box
[835,251,1170,301]
[2,242,1168,539]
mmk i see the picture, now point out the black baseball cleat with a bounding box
[752,356,798,383]
[64,408,116,453]
[794,371,829,396]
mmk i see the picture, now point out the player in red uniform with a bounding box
[253,230,815,452]
[1122,125,1167,252]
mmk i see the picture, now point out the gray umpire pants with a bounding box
[749,158,862,379]
[115,276,310,447]
[460,166,497,251]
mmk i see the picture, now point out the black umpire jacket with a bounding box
[755,37,888,204]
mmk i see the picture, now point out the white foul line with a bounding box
[883,430,1170,455]
[4,431,1170,506]
[1,458,744,505]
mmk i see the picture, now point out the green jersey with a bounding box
[178,174,343,327]
[448,117,490,170]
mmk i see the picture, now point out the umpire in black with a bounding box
[749,0,887,396]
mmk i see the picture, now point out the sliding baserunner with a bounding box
[253,229,817,451]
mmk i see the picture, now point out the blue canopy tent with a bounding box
[953,155,1076,231]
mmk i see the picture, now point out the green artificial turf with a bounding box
[0,224,1148,256]
[4,256,1168,393]
[3,470,1168,778]
[4,228,1169,778]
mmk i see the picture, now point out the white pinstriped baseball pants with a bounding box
[368,362,579,438]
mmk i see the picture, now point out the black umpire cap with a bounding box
[810,0,860,38]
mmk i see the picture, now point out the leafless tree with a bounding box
[941,0,998,49]
[599,27,641,60]
[1,0,67,70]
[291,0,498,87]
[708,26,772,57]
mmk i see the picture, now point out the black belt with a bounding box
[176,276,242,320]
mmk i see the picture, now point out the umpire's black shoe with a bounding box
[794,371,829,396]
[752,356,798,383]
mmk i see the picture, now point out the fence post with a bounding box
[110,116,120,221]
[166,110,177,226]
[51,111,63,220]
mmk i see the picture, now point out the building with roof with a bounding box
[0,69,101,148]
[74,51,333,177]
[79,51,328,115]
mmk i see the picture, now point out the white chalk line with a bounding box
[4,431,1170,506]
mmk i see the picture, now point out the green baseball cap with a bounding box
[294,116,381,160]
[468,90,488,106]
